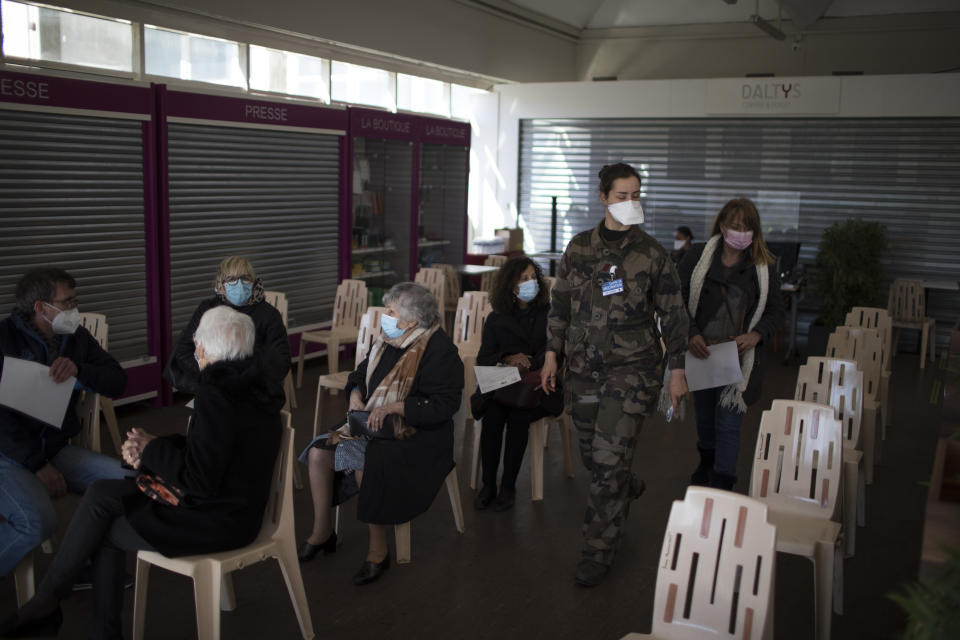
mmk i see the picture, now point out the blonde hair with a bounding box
[710,198,774,266]
[215,256,256,287]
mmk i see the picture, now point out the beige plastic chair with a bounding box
[432,262,461,314]
[620,487,776,640]
[415,267,447,331]
[844,307,892,433]
[795,358,866,557]
[12,538,56,607]
[887,279,936,369]
[395,467,465,564]
[311,307,384,439]
[453,292,492,434]
[826,327,882,483]
[480,254,507,293]
[133,416,314,640]
[296,279,367,389]
[263,291,298,411]
[749,400,844,640]
[77,312,123,456]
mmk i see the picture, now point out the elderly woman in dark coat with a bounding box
[298,282,463,586]
[1,306,284,638]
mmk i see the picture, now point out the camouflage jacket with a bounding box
[546,222,690,375]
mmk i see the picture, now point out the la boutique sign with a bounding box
[705,77,841,115]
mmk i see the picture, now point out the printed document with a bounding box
[684,341,744,392]
[474,365,521,394]
[0,357,76,428]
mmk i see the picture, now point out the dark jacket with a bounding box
[166,295,290,395]
[128,357,284,557]
[470,302,555,419]
[677,241,785,405]
[0,310,126,471]
[345,329,463,525]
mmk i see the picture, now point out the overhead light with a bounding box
[750,14,786,40]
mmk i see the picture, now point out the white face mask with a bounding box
[673,239,687,250]
[43,303,81,335]
[607,199,644,225]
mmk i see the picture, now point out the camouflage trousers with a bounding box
[566,370,660,566]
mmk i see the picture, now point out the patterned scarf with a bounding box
[689,234,768,414]
[363,324,439,439]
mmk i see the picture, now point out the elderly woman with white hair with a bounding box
[298,282,463,586]
[1,306,285,638]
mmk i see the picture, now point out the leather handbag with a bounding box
[494,369,565,415]
[347,410,396,440]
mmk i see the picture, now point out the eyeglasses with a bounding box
[222,277,252,286]
[48,297,78,309]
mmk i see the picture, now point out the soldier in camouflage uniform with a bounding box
[540,163,689,587]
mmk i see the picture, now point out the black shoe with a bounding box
[298,531,337,563]
[574,560,609,588]
[72,564,135,591]
[709,471,737,491]
[474,485,496,511]
[690,447,715,486]
[353,553,390,586]
[0,606,62,638]
[492,486,516,512]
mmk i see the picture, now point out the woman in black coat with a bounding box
[677,198,784,491]
[471,256,557,512]
[1,306,284,639]
[299,282,463,586]
[166,255,290,395]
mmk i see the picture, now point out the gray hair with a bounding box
[382,282,440,329]
[193,305,255,362]
[15,267,76,314]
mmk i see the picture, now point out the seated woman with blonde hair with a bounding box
[298,282,463,585]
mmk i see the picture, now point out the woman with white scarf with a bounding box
[677,198,784,491]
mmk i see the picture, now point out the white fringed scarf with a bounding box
[689,234,768,413]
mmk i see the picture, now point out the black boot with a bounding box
[690,447,715,486]
[709,470,736,491]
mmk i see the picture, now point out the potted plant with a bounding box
[808,219,887,356]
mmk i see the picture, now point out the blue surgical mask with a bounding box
[516,279,539,303]
[224,280,253,306]
[380,313,406,339]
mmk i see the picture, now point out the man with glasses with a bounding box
[165,256,290,395]
[0,267,128,578]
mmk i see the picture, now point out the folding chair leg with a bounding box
[284,373,298,410]
[445,470,465,533]
[469,420,482,491]
[276,539,316,639]
[863,406,877,485]
[529,420,546,502]
[326,339,340,395]
[920,323,929,369]
[100,397,124,457]
[857,470,866,527]
[312,387,325,440]
[293,463,304,491]
[813,541,835,640]
[13,550,35,607]
[395,522,411,565]
[296,340,307,389]
[842,459,857,558]
[133,558,151,640]
[193,563,223,640]
[220,574,236,612]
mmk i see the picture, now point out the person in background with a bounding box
[0,267,127,579]
[671,226,693,266]
[471,256,559,512]
[0,306,283,638]
[298,283,462,586]
[540,162,689,588]
[166,255,289,395]
[677,197,784,491]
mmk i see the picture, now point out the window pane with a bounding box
[451,84,487,120]
[397,73,448,117]
[249,45,327,101]
[144,25,245,88]
[331,61,392,110]
[1,0,132,72]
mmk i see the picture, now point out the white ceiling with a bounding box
[508,0,960,30]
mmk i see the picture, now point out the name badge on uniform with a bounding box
[600,264,624,296]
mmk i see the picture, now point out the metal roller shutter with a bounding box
[419,143,467,265]
[0,109,149,362]
[519,117,960,348]
[167,123,340,338]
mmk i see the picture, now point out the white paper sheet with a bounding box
[473,365,521,394]
[683,341,744,392]
[0,356,76,428]
[185,398,195,409]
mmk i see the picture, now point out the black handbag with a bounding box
[347,410,396,440]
